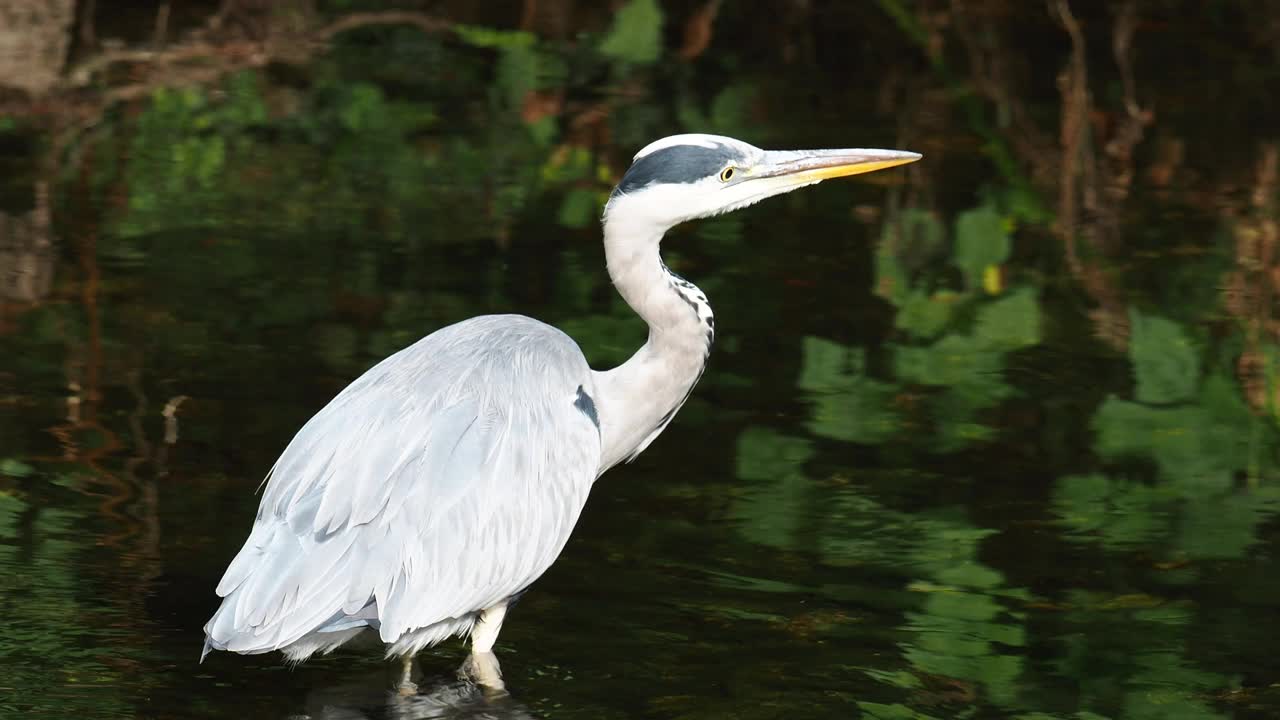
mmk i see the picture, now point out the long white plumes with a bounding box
[203,316,602,663]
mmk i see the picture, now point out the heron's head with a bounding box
[603,133,920,231]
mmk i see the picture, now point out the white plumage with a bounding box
[204,316,601,661]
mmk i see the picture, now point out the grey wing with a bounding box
[203,315,603,656]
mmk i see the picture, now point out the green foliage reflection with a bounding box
[0,487,136,716]
[797,338,900,444]
[1054,307,1280,561]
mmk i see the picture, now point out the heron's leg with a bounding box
[459,601,509,691]
[470,600,508,654]
[396,654,417,696]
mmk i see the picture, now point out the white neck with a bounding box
[590,212,714,470]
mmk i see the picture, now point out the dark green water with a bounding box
[3,3,1280,718]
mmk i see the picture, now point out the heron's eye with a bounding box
[719,167,736,183]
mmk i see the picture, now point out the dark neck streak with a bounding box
[651,260,715,430]
[660,258,716,349]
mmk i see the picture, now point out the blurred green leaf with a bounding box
[891,288,1039,450]
[496,45,539,109]
[1085,368,1280,558]
[735,427,814,482]
[730,427,814,551]
[798,336,901,443]
[895,290,957,339]
[0,493,24,538]
[599,0,664,64]
[1052,473,1170,549]
[974,286,1040,350]
[798,335,864,391]
[1118,649,1232,719]
[1177,489,1280,560]
[557,188,599,229]
[903,632,1023,707]
[339,83,388,132]
[1129,308,1200,404]
[453,25,537,49]
[861,667,924,689]
[895,333,1004,389]
[1093,385,1249,492]
[902,560,1025,709]
[0,458,34,478]
[953,205,1010,290]
[221,71,268,126]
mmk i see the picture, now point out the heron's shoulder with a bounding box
[361,315,589,394]
[440,314,578,343]
[424,314,584,363]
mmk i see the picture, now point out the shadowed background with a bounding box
[2,0,1280,718]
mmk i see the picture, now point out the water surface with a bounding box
[2,3,1279,718]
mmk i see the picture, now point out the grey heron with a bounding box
[202,133,920,691]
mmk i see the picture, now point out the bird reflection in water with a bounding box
[289,654,536,720]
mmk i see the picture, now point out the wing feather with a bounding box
[204,315,602,657]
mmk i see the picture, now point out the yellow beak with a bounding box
[758,148,922,184]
